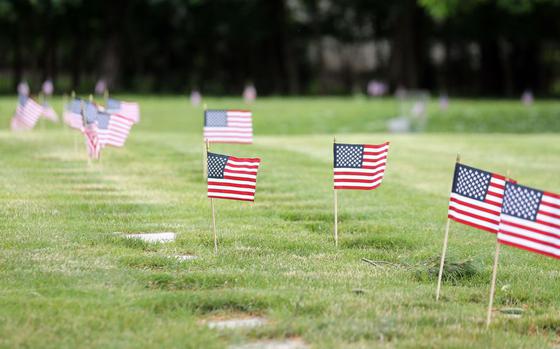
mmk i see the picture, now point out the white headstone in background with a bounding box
[190,90,202,106]
[521,89,533,106]
[243,84,257,103]
[95,79,107,95]
[392,89,430,132]
[42,79,54,96]
[17,81,30,96]
[367,80,387,97]
[387,116,411,133]
[439,94,449,110]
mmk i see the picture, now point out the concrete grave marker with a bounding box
[229,339,308,349]
[206,317,267,330]
[125,232,176,243]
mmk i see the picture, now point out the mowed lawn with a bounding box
[0,97,559,348]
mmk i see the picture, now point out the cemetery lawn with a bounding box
[0,97,559,348]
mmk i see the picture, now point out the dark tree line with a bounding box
[1,0,559,96]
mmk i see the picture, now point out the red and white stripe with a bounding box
[63,111,83,130]
[208,156,261,202]
[498,191,560,259]
[41,105,59,122]
[82,124,101,159]
[98,114,134,148]
[448,173,507,233]
[204,110,253,144]
[12,98,43,129]
[334,142,389,190]
[108,101,140,124]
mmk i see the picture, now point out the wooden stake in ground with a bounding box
[486,241,501,328]
[39,92,45,130]
[202,103,208,180]
[61,93,68,130]
[333,136,338,247]
[486,169,509,328]
[205,140,218,254]
[435,153,461,301]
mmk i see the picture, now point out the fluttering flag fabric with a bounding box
[82,102,101,159]
[96,111,134,148]
[106,98,140,124]
[41,102,59,122]
[497,182,559,259]
[207,152,260,202]
[83,121,101,159]
[204,109,253,144]
[448,163,509,233]
[11,95,43,130]
[63,99,84,130]
[333,142,389,190]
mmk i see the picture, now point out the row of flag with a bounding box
[204,111,558,262]
[11,95,59,131]
[447,162,559,259]
[62,97,140,159]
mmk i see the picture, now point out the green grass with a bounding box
[0,96,559,348]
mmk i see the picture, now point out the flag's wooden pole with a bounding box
[436,153,461,301]
[486,241,501,328]
[333,136,338,247]
[435,219,451,301]
[206,139,218,254]
[71,91,78,152]
[485,169,509,328]
[203,104,208,180]
[39,92,45,130]
[61,93,68,130]
[104,89,109,105]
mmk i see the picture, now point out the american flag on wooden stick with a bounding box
[207,152,260,202]
[96,111,134,148]
[498,182,559,259]
[333,142,389,190]
[81,102,101,159]
[83,122,101,159]
[106,98,140,124]
[11,96,43,130]
[204,110,253,143]
[448,163,510,233]
[63,99,83,130]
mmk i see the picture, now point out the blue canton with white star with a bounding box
[106,98,121,110]
[502,182,543,221]
[96,112,111,129]
[452,164,492,202]
[334,143,364,168]
[205,110,228,127]
[207,152,229,178]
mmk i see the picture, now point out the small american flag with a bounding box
[106,98,140,124]
[63,99,84,130]
[498,182,559,259]
[204,109,253,144]
[41,102,59,122]
[11,95,43,130]
[96,111,134,148]
[333,142,389,190]
[83,122,101,159]
[448,163,509,233]
[207,152,261,202]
